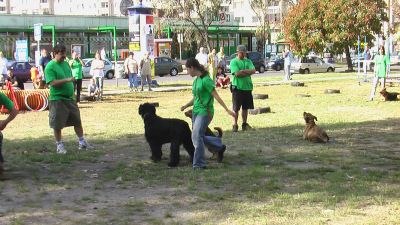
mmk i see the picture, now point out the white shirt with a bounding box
[0,57,8,75]
[196,53,208,68]
[90,59,105,78]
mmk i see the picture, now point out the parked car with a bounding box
[82,58,115,79]
[290,56,335,74]
[226,51,266,73]
[7,61,31,82]
[154,57,183,77]
[267,55,284,71]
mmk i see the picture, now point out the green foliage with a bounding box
[284,0,388,61]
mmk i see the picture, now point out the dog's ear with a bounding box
[314,116,318,121]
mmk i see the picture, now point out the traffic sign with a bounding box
[34,23,43,41]
[177,33,183,43]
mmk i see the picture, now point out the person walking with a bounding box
[124,52,139,92]
[139,51,153,91]
[369,46,390,101]
[45,44,92,154]
[283,46,293,81]
[0,92,18,178]
[195,47,208,69]
[229,45,256,132]
[90,52,105,99]
[69,51,84,103]
[181,58,235,169]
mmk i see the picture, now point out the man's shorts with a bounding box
[232,87,254,112]
[49,100,82,130]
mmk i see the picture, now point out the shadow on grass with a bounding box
[1,118,400,223]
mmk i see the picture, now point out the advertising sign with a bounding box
[34,23,42,42]
[15,40,28,62]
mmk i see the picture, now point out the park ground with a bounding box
[0,72,399,225]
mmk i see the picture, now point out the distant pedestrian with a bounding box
[369,46,390,101]
[90,52,105,99]
[195,47,208,69]
[39,49,52,77]
[45,44,92,154]
[217,46,226,72]
[283,46,293,81]
[363,44,372,80]
[0,51,8,79]
[100,47,107,60]
[0,92,18,178]
[69,51,84,103]
[139,51,153,91]
[229,45,256,132]
[124,52,139,92]
[208,48,218,81]
[5,69,24,90]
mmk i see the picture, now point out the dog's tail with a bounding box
[213,127,223,138]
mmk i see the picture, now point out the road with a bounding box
[23,67,349,89]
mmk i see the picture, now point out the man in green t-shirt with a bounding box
[0,93,18,177]
[45,44,92,154]
[229,45,256,132]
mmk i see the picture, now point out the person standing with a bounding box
[45,44,92,154]
[39,49,52,78]
[217,46,226,72]
[0,51,8,79]
[369,46,390,101]
[139,51,153,91]
[90,52,105,99]
[124,52,139,92]
[0,92,18,177]
[69,51,84,103]
[363,44,372,81]
[208,48,219,81]
[195,47,208,69]
[100,47,107,60]
[181,58,235,169]
[283,46,293,81]
[229,45,256,132]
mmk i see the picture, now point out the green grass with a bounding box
[0,73,399,224]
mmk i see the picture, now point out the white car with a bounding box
[290,56,335,74]
[82,58,115,79]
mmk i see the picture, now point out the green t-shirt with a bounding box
[229,57,255,91]
[0,92,14,111]
[192,73,215,117]
[374,54,390,78]
[45,60,75,101]
[70,59,83,79]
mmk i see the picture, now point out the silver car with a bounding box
[290,56,335,74]
[82,58,115,79]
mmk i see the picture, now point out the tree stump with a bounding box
[291,81,305,87]
[253,94,269,99]
[324,89,340,94]
[295,94,311,98]
[249,107,271,115]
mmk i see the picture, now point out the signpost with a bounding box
[177,33,183,60]
[34,23,42,67]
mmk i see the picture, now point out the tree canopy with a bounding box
[283,0,387,70]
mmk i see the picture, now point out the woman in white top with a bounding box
[90,52,105,99]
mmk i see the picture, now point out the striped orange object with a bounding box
[0,89,50,112]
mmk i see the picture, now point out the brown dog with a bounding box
[184,109,223,159]
[380,88,399,101]
[303,112,329,143]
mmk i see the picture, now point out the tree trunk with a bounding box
[345,46,354,71]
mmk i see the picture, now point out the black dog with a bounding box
[380,88,399,101]
[138,103,194,167]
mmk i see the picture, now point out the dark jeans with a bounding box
[74,79,82,102]
[0,132,3,162]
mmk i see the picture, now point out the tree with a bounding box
[153,0,226,51]
[249,0,271,58]
[284,0,387,70]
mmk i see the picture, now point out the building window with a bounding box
[101,2,109,8]
[252,17,258,23]
[40,0,48,3]
[0,7,5,11]
[101,13,108,16]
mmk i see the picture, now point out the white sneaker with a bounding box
[56,144,67,154]
[79,140,94,150]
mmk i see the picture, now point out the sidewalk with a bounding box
[102,85,192,95]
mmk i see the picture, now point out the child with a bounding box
[216,66,230,88]
[87,78,100,101]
